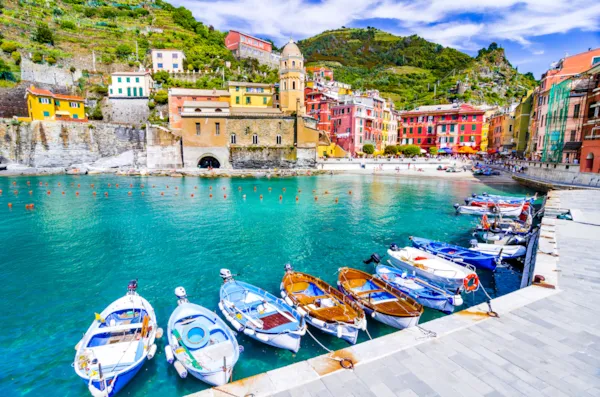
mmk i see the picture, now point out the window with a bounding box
[417,138,421,144]
[441,115,445,121]
[127,87,131,96]
[573,104,580,119]
[472,124,476,131]
[126,77,130,83]
[452,115,458,120]
[470,136,475,142]
[276,135,282,144]
[449,137,454,143]
[236,97,240,104]
[263,97,267,105]
[139,88,143,96]
[117,77,122,83]
[509,124,513,132]
[109,89,113,94]
[418,127,422,134]
[236,86,240,92]
[292,61,295,67]
[195,123,201,136]
[135,77,139,83]
[43,111,50,117]
[427,138,432,144]
[157,52,163,58]
[70,102,79,108]
[593,56,600,66]
[118,88,122,94]
[427,126,432,134]
[39,97,51,104]
[252,134,258,144]
[245,126,251,135]
[462,115,467,121]
[73,114,78,119]
[442,125,447,132]
[461,124,465,131]
[450,124,455,132]
[569,130,576,141]
[472,115,477,121]
[292,81,296,90]
[246,97,251,105]
[172,53,178,59]
[213,122,220,136]
[409,128,413,134]
[178,107,182,114]
[231,134,236,144]
[133,87,137,97]
[460,136,464,142]
[157,63,163,68]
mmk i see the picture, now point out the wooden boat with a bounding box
[280,264,366,344]
[475,231,529,245]
[475,214,531,235]
[387,245,477,292]
[218,269,306,353]
[73,280,159,397]
[166,287,239,386]
[375,263,462,313]
[337,267,423,329]
[410,236,499,271]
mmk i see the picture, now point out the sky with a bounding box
[170,0,600,78]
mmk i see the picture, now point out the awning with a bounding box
[420,149,427,154]
[563,142,582,151]
[55,111,71,116]
[439,147,452,154]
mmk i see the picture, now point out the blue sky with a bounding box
[171,0,600,78]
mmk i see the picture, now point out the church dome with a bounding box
[281,39,302,58]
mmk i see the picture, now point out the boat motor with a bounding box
[220,268,234,283]
[174,287,189,305]
[390,243,400,252]
[453,203,460,210]
[127,279,138,295]
[363,253,381,265]
[284,263,294,273]
[469,239,478,248]
[471,193,477,198]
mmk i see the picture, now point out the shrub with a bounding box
[429,147,438,155]
[32,52,43,63]
[46,56,57,65]
[60,20,76,30]
[88,104,103,120]
[363,144,375,155]
[52,7,64,16]
[152,70,171,84]
[384,145,398,155]
[100,7,117,19]
[33,23,55,45]
[69,66,76,73]
[1,40,17,53]
[83,7,96,17]
[91,85,108,95]
[153,90,168,105]
[11,51,20,65]
[400,144,421,157]
[115,44,132,59]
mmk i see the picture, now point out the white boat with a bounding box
[454,203,524,217]
[469,240,526,259]
[475,231,529,245]
[219,269,307,353]
[166,287,240,387]
[74,280,159,397]
[387,245,477,292]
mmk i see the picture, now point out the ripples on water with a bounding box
[0,174,533,396]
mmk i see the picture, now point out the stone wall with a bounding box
[230,147,300,169]
[146,126,183,169]
[20,58,82,87]
[102,98,150,125]
[0,119,146,168]
[227,117,296,147]
[517,161,600,188]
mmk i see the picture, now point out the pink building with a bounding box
[224,30,280,67]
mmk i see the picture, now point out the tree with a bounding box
[400,144,421,156]
[33,23,55,45]
[115,44,132,59]
[152,70,171,85]
[429,147,438,155]
[384,145,398,155]
[153,90,168,104]
[363,144,375,155]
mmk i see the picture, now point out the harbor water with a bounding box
[0,174,534,397]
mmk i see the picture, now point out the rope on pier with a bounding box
[416,325,437,339]
[305,327,354,370]
[365,327,373,341]
[478,284,499,318]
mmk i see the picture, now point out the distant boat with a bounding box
[410,236,499,271]
[166,287,239,387]
[375,263,462,313]
[475,231,530,246]
[337,267,423,329]
[387,245,477,292]
[474,214,531,236]
[469,240,527,258]
[454,202,525,217]
[280,264,366,344]
[218,269,306,353]
[466,192,537,205]
[73,280,159,397]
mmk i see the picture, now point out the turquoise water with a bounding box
[0,174,532,397]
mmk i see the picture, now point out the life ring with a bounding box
[463,274,479,292]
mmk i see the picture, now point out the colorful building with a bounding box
[227,82,274,108]
[168,88,230,130]
[279,40,306,115]
[400,104,484,153]
[513,92,533,155]
[108,71,153,98]
[150,49,185,73]
[480,122,489,152]
[224,30,280,68]
[25,86,87,121]
[580,63,600,172]
[489,113,506,153]
[305,89,335,135]
[306,66,333,81]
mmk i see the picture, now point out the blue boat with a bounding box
[166,287,240,387]
[466,192,537,205]
[375,264,462,314]
[410,236,498,271]
[218,269,307,353]
[73,281,160,397]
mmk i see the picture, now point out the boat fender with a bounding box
[165,345,175,364]
[453,203,460,210]
[371,311,377,319]
[218,302,224,311]
[295,325,307,336]
[147,344,157,360]
[312,318,326,328]
[243,328,255,337]
[280,282,284,291]
[156,327,164,339]
[280,291,287,299]
[173,360,188,379]
[336,325,343,338]
[451,294,464,307]
[361,319,367,331]
[230,319,244,332]
[285,297,294,307]
[256,332,269,342]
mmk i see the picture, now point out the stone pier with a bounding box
[189,189,600,397]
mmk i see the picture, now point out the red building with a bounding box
[399,104,485,153]
[224,31,279,67]
[489,113,506,154]
[306,66,334,81]
[305,88,335,135]
[580,63,600,172]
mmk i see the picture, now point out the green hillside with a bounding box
[299,28,537,109]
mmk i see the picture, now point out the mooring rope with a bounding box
[416,325,437,339]
[305,327,355,370]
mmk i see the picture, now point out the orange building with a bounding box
[580,63,600,173]
[168,88,230,130]
[489,113,506,153]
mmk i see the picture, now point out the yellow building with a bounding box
[318,143,347,158]
[279,39,305,115]
[26,86,87,121]
[480,122,489,151]
[228,81,274,108]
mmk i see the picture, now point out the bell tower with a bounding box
[279,39,305,115]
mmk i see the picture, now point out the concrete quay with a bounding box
[190,190,600,397]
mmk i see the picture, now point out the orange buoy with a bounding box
[116,184,119,188]
[223,187,226,190]
[108,183,111,187]
[76,192,79,196]
[140,184,144,188]
[296,196,299,201]
[194,186,197,189]
[104,192,108,197]
[8,203,12,208]
[12,181,16,186]
[77,184,81,188]
[62,191,65,195]
[260,194,263,199]
[348,190,352,194]
[91,184,95,188]
[141,192,144,196]
[39,182,43,186]
[47,191,51,195]
[13,190,18,195]
[325,190,329,194]
[191,194,194,198]
[26,204,34,210]
[175,186,178,190]
[128,191,132,196]
[161,192,164,196]
[268,187,272,191]
[129,184,133,188]
[253,186,257,191]
[224,194,227,199]
[58,182,61,186]
[279,195,282,200]
[335,198,339,203]
[29,191,32,195]
[152,185,156,188]
[166,185,169,189]
[209,194,213,198]
[27,181,31,186]
[93,191,97,196]
[315,196,318,201]
[283,188,286,192]
[0,189,2,195]
[209,186,212,190]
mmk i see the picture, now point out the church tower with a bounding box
[279,39,305,115]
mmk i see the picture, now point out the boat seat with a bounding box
[345,279,367,289]
[288,282,310,293]
[357,289,383,296]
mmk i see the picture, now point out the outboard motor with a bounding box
[469,239,478,248]
[453,203,460,210]
[127,279,138,295]
[284,263,293,273]
[471,193,476,198]
[175,287,189,305]
[482,192,488,196]
[363,253,381,265]
[220,268,234,283]
[390,243,400,252]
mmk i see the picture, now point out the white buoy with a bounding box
[164,345,174,364]
[156,327,164,338]
[452,294,464,306]
[147,344,157,360]
[337,325,343,338]
[174,360,188,378]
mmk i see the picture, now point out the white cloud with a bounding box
[532,50,545,55]
[169,0,600,51]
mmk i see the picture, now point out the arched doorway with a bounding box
[198,156,220,169]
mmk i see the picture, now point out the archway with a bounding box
[198,156,220,169]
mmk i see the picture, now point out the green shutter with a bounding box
[139,88,143,97]
[472,124,476,131]
[127,87,131,96]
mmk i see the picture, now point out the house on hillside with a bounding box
[224,30,280,68]
[25,86,87,122]
[108,71,153,98]
[150,49,185,73]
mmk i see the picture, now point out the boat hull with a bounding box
[363,306,420,329]
[83,359,145,397]
[244,329,303,353]
[187,367,232,387]
[385,281,455,313]
[388,255,464,292]
[306,316,360,345]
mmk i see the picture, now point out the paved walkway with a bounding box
[193,190,600,397]
[276,190,600,397]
